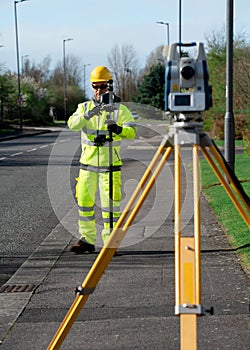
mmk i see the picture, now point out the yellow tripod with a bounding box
[48,121,250,350]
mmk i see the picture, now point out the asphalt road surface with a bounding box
[0,130,69,285]
[0,124,168,286]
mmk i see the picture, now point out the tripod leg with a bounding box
[176,144,203,350]
[181,313,197,350]
[180,239,197,350]
[175,144,181,308]
[47,145,173,350]
[193,144,201,303]
[209,143,250,213]
[201,146,250,227]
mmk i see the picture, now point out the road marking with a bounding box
[127,145,155,150]
[0,139,70,161]
[10,152,23,157]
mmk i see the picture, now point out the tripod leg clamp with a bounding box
[175,304,206,315]
[75,286,95,296]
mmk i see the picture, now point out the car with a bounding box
[132,112,138,120]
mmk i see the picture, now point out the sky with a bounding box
[0,0,249,86]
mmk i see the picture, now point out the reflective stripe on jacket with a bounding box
[68,100,136,168]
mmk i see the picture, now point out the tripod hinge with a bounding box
[175,304,206,315]
[75,286,95,296]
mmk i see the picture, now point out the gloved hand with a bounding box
[106,120,123,135]
[94,134,107,146]
[84,105,102,120]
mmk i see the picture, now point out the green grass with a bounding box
[0,129,15,133]
[213,140,244,147]
[200,152,250,270]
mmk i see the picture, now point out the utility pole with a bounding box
[21,54,29,75]
[63,38,73,124]
[156,21,170,46]
[14,0,28,132]
[83,63,91,98]
[224,0,235,171]
[0,45,3,121]
[179,0,182,43]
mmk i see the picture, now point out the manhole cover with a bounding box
[0,284,37,293]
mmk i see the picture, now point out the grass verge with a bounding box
[200,151,250,271]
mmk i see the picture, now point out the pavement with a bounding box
[0,125,249,350]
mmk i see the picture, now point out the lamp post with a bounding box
[21,54,29,75]
[156,21,170,46]
[14,0,28,132]
[125,68,132,101]
[63,38,73,124]
[83,63,91,97]
[179,0,182,43]
[0,46,3,121]
[224,0,235,171]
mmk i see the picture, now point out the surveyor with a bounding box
[68,66,136,254]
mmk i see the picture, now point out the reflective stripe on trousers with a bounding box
[77,168,121,245]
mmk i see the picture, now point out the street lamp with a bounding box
[156,21,170,46]
[63,38,73,124]
[0,47,3,121]
[224,0,235,171]
[83,63,91,97]
[125,68,132,101]
[14,0,28,132]
[179,0,182,43]
[21,54,29,75]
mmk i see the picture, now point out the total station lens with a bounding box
[181,65,195,80]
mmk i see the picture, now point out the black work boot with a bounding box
[70,239,95,254]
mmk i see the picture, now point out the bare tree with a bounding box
[24,56,52,82]
[50,55,83,87]
[233,46,250,111]
[205,29,250,113]
[143,45,166,75]
[107,44,138,101]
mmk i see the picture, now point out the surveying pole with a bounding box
[106,80,115,231]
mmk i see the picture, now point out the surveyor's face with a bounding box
[92,82,108,101]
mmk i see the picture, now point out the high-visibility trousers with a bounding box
[76,168,121,245]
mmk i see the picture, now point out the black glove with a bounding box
[84,105,101,120]
[94,134,107,146]
[106,120,123,135]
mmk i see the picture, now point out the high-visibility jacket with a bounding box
[68,100,136,169]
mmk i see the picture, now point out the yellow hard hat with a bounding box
[90,66,112,82]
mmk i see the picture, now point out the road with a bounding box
[0,130,72,285]
[0,123,170,286]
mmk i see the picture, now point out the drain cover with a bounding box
[0,284,37,293]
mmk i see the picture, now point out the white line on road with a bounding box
[0,139,70,161]
[10,152,23,157]
[127,145,155,150]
